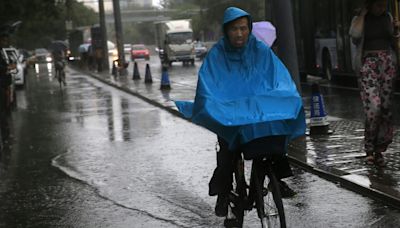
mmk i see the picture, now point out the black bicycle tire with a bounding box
[251,160,266,223]
[61,70,66,85]
[233,153,246,227]
[266,165,286,228]
[55,68,60,84]
[59,70,63,87]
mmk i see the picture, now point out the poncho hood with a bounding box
[175,7,305,149]
[223,7,253,34]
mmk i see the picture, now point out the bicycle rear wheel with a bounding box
[61,70,66,85]
[253,160,286,228]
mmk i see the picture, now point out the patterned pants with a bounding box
[359,51,396,154]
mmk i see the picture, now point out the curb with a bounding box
[288,155,400,209]
[73,66,400,210]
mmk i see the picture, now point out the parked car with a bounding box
[194,41,207,60]
[2,48,26,88]
[124,44,131,54]
[14,50,26,87]
[1,48,18,107]
[131,44,150,61]
[34,48,52,64]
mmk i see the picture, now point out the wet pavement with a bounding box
[1,60,400,227]
[80,58,400,209]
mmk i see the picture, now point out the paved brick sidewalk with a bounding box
[71,66,400,208]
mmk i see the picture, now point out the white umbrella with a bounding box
[252,21,276,47]
[86,39,115,50]
[107,41,115,50]
[78,43,90,53]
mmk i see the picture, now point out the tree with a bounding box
[0,0,97,49]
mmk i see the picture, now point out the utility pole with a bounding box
[269,0,301,94]
[65,0,73,36]
[98,0,109,71]
[112,0,127,75]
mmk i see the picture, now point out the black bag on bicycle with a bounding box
[242,135,293,179]
[241,135,287,160]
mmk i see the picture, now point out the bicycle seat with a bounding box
[241,135,287,160]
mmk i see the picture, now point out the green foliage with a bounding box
[0,0,97,50]
[69,1,98,27]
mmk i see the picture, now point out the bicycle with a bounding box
[224,136,287,228]
[54,60,66,89]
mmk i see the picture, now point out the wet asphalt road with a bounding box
[0,59,400,227]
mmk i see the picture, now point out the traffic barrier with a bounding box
[144,63,153,83]
[160,66,171,90]
[132,61,141,80]
[309,83,331,135]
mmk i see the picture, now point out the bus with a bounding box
[291,0,366,81]
[267,0,394,81]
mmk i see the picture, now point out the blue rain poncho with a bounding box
[175,7,306,149]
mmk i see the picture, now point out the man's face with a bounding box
[227,17,249,48]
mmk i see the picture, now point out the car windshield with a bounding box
[132,45,146,50]
[35,48,49,55]
[168,32,192,44]
[195,42,204,48]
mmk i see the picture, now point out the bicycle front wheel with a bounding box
[254,160,286,228]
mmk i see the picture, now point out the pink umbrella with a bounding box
[252,21,276,47]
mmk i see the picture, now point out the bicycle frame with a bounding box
[224,151,286,228]
[55,61,66,89]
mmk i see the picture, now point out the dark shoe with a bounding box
[278,180,296,198]
[365,155,374,165]
[374,152,385,167]
[215,194,229,217]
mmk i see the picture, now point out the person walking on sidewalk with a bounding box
[175,7,305,217]
[349,0,400,166]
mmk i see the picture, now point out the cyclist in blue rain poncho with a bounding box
[175,7,306,217]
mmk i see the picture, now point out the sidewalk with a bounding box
[71,66,400,209]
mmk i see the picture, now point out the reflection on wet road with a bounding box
[0,63,400,227]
